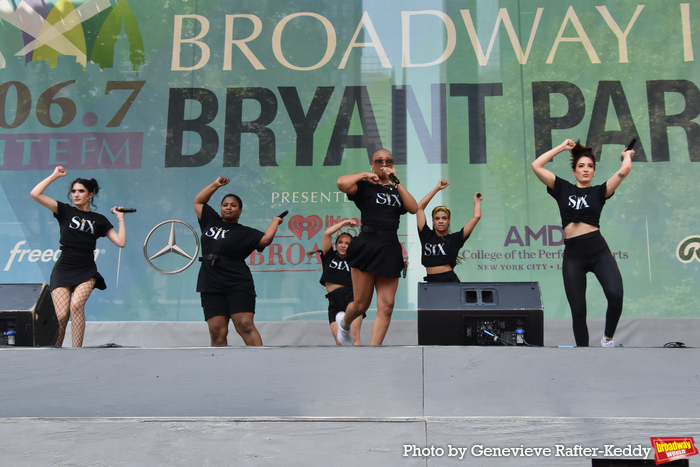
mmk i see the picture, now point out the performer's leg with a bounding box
[350,315,363,346]
[562,255,590,347]
[330,321,341,345]
[231,312,263,346]
[68,278,96,347]
[370,276,399,346]
[592,251,624,340]
[343,268,375,325]
[51,287,72,347]
[206,315,229,346]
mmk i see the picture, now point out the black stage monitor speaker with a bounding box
[417,282,544,346]
[0,283,58,347]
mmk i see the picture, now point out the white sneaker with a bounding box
[335,312,353,346]
[600,336,615,347]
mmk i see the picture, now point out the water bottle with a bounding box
[6,330,16,346]
[515,327,525,345]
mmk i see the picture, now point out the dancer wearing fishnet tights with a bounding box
[51,278,95,347]
[31,167,126,347]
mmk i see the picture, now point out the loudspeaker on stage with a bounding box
[0,283,58,347]
[417,282,544,346]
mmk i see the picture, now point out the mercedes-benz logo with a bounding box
[143,220,200,275]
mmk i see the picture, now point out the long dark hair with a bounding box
[570,141,596,170]
[67,178,100,208]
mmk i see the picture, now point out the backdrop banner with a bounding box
[1,0,698,322]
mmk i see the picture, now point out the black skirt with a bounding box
[50,249,106,291]
[346,231,404,278]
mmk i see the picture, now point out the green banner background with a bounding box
[1,0,698,322]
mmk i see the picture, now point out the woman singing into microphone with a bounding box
[335,149,418,345]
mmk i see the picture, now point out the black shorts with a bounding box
[424,270,460,283]
[201,287,256,321]
[346,231,403,278]
[326,286,366,323]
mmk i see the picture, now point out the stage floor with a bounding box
[55,317,700,348]
[1,344,698,466]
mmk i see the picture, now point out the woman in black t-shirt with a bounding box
[416,180,482,282]
[194,176,283,346]
[335,149,418,346]
[30,166,126,347]
[532,139,634,347]
[316,218,364,345]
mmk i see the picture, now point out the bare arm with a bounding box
[417,180,449,230]
[605,148,634,197]
[104,206,127,247]
[322,219,356,254]
[397,182,418,214]
[381,167,418,214]
[461,193,482,239]
[194,177,229,219]
[336,172,379,195]
[259,216,284,248]
[531,139,575,189]
[30,166,66,213]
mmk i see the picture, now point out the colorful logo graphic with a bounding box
[288,215,323,240]
[650,437,698,465]
[676,236,700,263]
[0,0,143,70]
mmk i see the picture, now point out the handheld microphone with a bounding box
[278,210,289,219]
[476,192,482,199]
[621,138,636,160]
[116,208,136,213]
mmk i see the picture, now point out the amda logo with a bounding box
[676,236,700,263]
[0,0,144,70]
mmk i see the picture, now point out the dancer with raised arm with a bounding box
[417,180,481,282]
[194,176,283,346]
[30,167,127,347]
[335,149,418,345]
[531,139,633,347]
[313,218,364,345]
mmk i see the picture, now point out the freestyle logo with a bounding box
[4,241,101,271]
[0,0,143,70]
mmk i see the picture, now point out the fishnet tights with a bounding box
[51,278,96,347]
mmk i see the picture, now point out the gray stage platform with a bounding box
[56,317,700,348]
[1,343,699,466]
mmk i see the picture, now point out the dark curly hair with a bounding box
[570,140,596,170]
[67,178,100,208]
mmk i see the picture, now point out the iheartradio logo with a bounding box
[288,215,323,240]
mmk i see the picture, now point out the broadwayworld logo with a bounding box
[0,0,144,70]
[650,437,698,465]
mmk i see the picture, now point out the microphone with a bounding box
[278,210,289,219]
[476,193,482,199]
[116,208,136,213]
[621,138,636,160]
